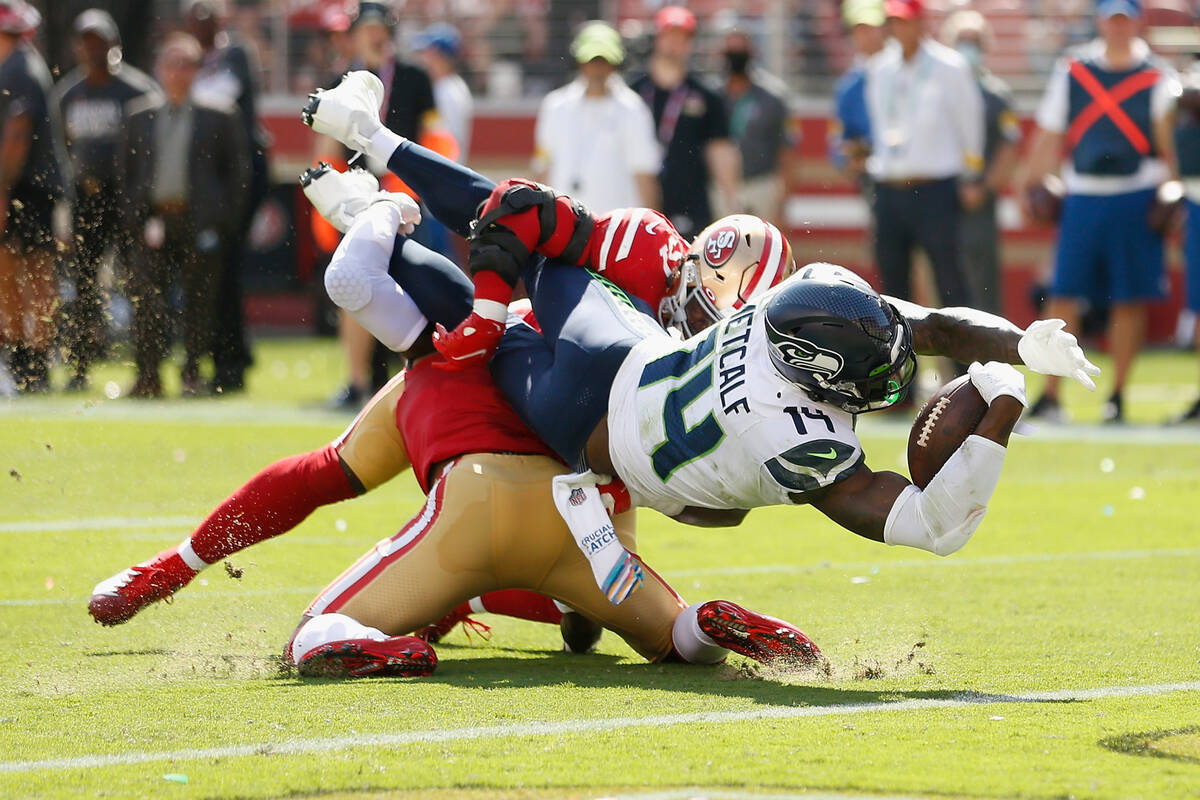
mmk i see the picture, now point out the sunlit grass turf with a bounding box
[1,339,1198,799]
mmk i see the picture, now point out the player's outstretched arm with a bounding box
[889,297,1101,391]
[808,363,1025,555]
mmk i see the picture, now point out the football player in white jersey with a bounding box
[299,68,1101,593]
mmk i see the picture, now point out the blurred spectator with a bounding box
[414,22,473,160]
[52,9,159,391]
[1018,0,1178,423]
[313,1,438,411]
[864,0,983,313]
[185,0,267,393]
[830,0,885,183]
[941,10,1021,315]
[720,27,793,229]
[1173,43,1200,424]
[322,4,354,80]
[121,33,249,398]
[630,5,740,239]
[0,1,66,393]
[532,21,660,213]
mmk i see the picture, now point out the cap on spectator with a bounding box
[843,0,885,28]
[181,0,227,20]
[1097,0,1141,18]
[571,21,623,65]
[0,0,39,35]
[940,9,989,46]
[353,1,395,28]
[884,0,923,20]
[74,8,120,44]
[413,22,461,58]
[655,5,697,35]
[319,5,351,33]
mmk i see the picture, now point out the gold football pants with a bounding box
[304,453,685,661]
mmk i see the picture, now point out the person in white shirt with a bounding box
[532,21,660,213]
[1016,0,1178,424]
[413,23,473,161]
[864,0,984,313]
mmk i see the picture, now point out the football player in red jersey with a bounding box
[89,113,815,674]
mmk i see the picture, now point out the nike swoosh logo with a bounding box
[809,448,839,460]
[644,220,659,236]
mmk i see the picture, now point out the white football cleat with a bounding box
[301,70,385,151]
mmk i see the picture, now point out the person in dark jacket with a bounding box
[186,0,268,393]
[121,32,249,398]
[52,9,160,389]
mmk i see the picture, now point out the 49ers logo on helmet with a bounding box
[703,226,739,267]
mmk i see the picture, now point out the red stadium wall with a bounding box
[259,110,1186,342]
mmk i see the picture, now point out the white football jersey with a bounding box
[607,302,863,515]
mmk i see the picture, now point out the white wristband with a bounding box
[366,127,406,168]
[884,435,1007,556]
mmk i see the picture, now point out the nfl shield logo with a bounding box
[569,488,587,506]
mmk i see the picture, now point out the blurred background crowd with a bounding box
[3,0,1200,424]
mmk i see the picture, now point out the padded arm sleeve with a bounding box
[883,435,1007,556]
[325,201,429,352]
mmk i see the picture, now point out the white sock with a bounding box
[671,603,727,664]
[289,613,389,664]
[468,596,486,614]
[176,540,210,572]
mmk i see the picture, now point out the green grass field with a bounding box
[1,339,1198,799]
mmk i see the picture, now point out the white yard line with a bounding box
[0,516,199,533]
[1,681,1196,775]
[3,547,1196,607]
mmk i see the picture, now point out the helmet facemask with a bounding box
[765,296,918,414]
[662,215,795,337]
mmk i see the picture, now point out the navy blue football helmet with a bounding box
[763,263,916,413]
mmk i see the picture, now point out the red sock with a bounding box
[186,444,358,565]
[474,590,564,625]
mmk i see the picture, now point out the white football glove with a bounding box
[301,163,420,235]
[968,361,1027,407]
[1018,318,1101,391]
[301,70,384,151]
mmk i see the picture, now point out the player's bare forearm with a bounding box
[671,506,750,528]
[973,395,1022,448]
[806,465,910,543]
[888,297,1022,364]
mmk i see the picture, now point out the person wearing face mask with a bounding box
[940,10,1021,316]
[720,27,793,230]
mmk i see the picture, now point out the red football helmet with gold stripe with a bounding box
[663,214,796,336]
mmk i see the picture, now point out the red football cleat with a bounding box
[88,549,198,626]
[695,600,823,668]
[296,636,437,678]
[413,605,492,643]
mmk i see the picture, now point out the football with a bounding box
[907,374,989,488]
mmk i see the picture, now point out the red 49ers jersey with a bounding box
[587,208,688,314]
